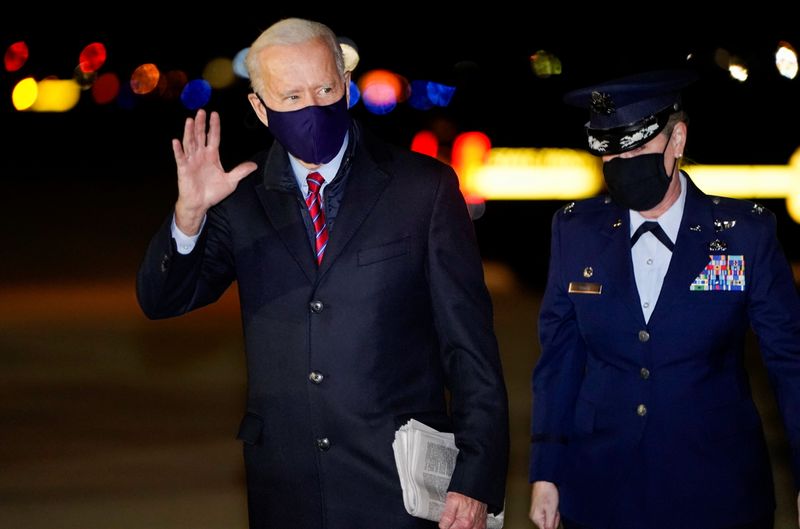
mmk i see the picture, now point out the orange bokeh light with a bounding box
[358,69,404,106]
[130,63,160,95]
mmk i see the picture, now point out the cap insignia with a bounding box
[590,91,615,115]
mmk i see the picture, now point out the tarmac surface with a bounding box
[0,262,795,528]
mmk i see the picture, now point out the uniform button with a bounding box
[640,367,650,380]
[643,302,650,309]
[309,371,324,384]
[637,404,647,416]
[646,258,654,265]
[638,330,650,342]
[316,437,331,451]
[309,300,324,313]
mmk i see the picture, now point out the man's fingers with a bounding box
[172,139,186,164]
[193,109,207,150]
[207,111,221,149]
[229,162,258,183]
[438,498,458,529]
[182,116,195,154]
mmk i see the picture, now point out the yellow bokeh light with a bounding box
[12,77,38,110]
[456,143,800,223]
[32,79,81,112]
[202,57,235,89]
[530,50,562,78]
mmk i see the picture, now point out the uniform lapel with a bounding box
[598,206,647,326]
[254,144,317,283]
[648,176,715,324]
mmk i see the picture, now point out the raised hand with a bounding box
[172,109,257,235]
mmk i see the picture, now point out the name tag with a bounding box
[568,282,602,295]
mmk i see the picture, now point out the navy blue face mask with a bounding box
[602,133,678,211]
[258,94,350,165]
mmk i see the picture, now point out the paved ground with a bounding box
[0,264,795,528]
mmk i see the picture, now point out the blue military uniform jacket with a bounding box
[530,174,800,529]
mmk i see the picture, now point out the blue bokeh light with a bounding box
[180,79,212,110]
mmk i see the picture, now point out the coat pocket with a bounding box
[236,412,264,445]
[358,237,410,266]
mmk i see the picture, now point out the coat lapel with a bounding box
[254,144,317,283]
[648,176,716,324]
[317,137,391,279]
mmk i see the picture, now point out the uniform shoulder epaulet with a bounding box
[709,195,770,217]
[559,195,610,216]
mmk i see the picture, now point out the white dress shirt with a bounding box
[629,172,687,323]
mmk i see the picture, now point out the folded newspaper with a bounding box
[393,419,504,528]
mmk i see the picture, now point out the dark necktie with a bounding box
[305,172,329,264]
[631,221,674,251]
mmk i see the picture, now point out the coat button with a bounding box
[316,437,330,451]
[309,371,324,384]
[640,367,650,380]
[638,330,650,342]
[637,404,648,416]
[309,300,324,313]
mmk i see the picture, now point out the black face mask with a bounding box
[602,139,678,211]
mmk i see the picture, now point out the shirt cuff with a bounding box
[171,214,206,255]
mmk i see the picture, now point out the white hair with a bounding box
[246,18,345,95]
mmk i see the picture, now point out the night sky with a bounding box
[2,11,799,286]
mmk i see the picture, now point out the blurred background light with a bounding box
[408,80,434,110]
[338,37,360,72]
[92,72,120,104]
[348,79,360,108]
[73,66,97,90]
[233,47,250,78]
[78,42,107,73]
[714,48,731,70]
[530,49,562,78]
[180,79,212,109]
[426,82,456,107]
[410,130,439,158]
[776,41,798,79]
[158,70,189,100]
[32,79,81,112]
[4,41,29,72]
[12,77,38,110]
[359,69,403,113]
[203,57,235,89]
[729,61,748,82]
[130,63,160,95]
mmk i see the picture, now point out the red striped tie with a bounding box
[305,172,328,264]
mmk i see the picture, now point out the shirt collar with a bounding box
[288,132,350,195]
[629,171,687,243]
